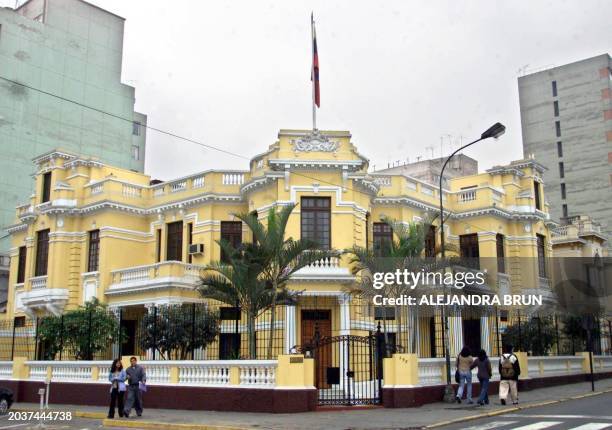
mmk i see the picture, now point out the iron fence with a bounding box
[1,302,610,361]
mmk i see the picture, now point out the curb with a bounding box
[425,388,612,428]
[102,418,249,430]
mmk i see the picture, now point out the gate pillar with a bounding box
[383,353,418,387]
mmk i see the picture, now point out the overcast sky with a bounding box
[6,0,612,180]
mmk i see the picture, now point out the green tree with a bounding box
[198,241,297,359]
[561,315,602,354]
[37,299,123,360]
[502,316,556,356]
[139,304,219,360]
[234,204,331,359]
[347,215,455,355]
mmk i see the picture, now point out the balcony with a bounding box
[291,254,354,283]
[453,187,505,211]
[107,261,208,295]
[29,275,47,289]
[16,277,68,316]
[551,215,606,244]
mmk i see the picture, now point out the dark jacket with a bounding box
[471,357,492,380]
[498,353,521,381]
[125,364,146,386]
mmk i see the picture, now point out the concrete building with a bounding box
[373,154,478,188]
[0,0,148,254]
[518,54,612,246]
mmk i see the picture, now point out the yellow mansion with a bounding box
[6,129,557,359]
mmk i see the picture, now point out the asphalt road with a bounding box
[440,392,612,430]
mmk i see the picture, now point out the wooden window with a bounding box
[87,230,100,272]
[249,210,258,244]
[300,197,331,250]
[459,233,480,269]
[41,172,52,203]
[155,229,162,262]
[220,221,242,262]
[17,246,27,284]
[373,222,393,256]
[536,234,546,278]
[425,225,436,257]
[534,180,542,210]
[166,222,183,262]
[187,223,193,264]
[496,234,505,274]
[365,212,370,249]
[34,229,50,277]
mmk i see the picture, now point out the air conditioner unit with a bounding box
[189,243,204,255]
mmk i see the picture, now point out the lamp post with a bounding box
[438,122,506,402]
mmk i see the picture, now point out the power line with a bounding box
[0,75,497,234]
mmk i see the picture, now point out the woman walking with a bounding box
[471,349,492,406]
[108,358,127,419]
[456,346,474,404]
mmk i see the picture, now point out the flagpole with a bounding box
[311,13,316,131]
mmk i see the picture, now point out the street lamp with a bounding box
[438,122,506,403]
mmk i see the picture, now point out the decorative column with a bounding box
[284,305,297,354]
[448,308,463,357]
[109,306,122,359]
[338,294,351,392]
[480,315,491,355]
[339,294,351,336]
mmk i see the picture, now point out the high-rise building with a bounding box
[0,0,148,255]
[519,54,611,246]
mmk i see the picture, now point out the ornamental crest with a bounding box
[291,130,339,153]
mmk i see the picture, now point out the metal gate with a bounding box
[308,333,384,406]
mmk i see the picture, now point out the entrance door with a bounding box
[462,319,482,355]
[301,310,332,388]
[121,320,137,356]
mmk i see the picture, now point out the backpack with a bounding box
[500,354,515,378]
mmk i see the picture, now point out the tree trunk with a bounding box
[248,312,256,359]
[267,301,277,360]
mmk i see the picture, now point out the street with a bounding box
[441,392,612,430]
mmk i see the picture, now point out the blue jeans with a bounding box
[477,377,489,404]
[456,371,472,401]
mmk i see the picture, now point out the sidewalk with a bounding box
[13,378,612,430]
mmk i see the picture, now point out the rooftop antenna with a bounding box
[425,146,434,159]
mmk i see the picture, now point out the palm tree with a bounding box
[347,214,454,355]
[198,240,297,359]
[235,203,332,359]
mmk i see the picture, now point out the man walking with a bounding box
[499,344,520,405]
[124,356,146,418]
